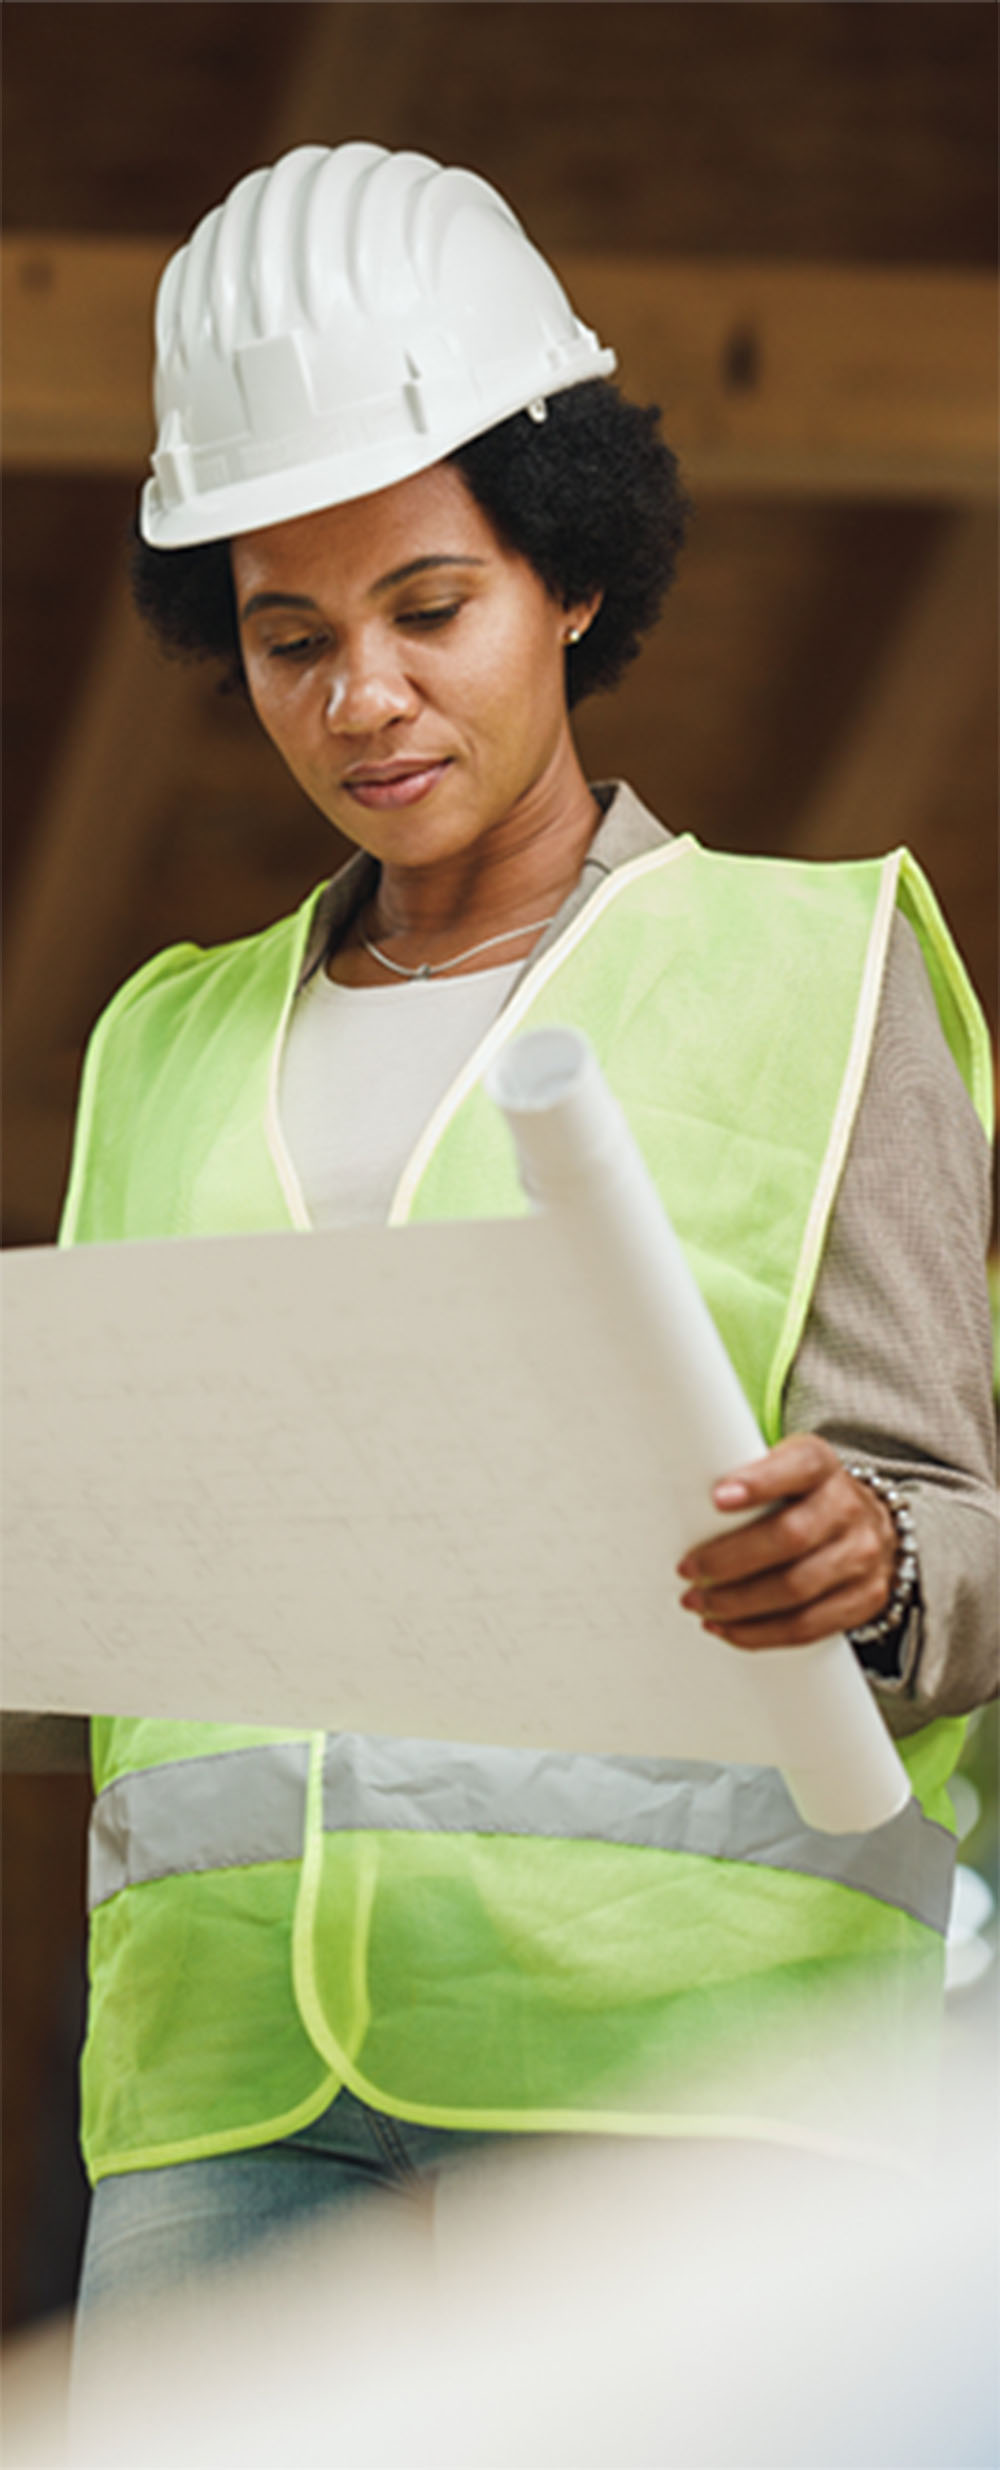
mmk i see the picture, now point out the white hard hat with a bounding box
[140,142,617,548]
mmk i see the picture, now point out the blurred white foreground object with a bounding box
[4,2009,997,2469]
[945,1860,997,1992]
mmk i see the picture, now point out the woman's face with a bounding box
[231,462,597,870]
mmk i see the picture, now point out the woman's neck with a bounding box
[372,770,600,950]
[328,757,601,986]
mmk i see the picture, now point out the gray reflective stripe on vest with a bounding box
[320,1734,954,1932]
[88,1732,954,1934]
[87,1741,311,1910]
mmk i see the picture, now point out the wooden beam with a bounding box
[3,236,168,471]
[587,257,999,503]
[2,566,205,1068]
[787,510,998,860]
[1,566,214,1236]
[3,237,996,501]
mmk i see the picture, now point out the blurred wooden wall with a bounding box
[2,0,997,2332]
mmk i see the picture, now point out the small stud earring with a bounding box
[565,625,583,645]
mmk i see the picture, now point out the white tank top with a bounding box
[279,960,522,1226]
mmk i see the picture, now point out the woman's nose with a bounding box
[322,643,416,734]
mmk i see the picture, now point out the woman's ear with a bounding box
[562,591,604,648]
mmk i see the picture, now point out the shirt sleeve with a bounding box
[783,909,998,1738]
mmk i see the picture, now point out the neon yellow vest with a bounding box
[61,838,991,2178]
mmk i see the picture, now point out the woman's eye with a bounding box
[400,603,462,631]
[267,636,325,664]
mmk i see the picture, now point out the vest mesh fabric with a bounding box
[63,841,988,2176]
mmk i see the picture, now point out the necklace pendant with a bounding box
[415,962,432,981]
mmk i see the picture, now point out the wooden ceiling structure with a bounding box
[3,2,998,1250]
[0,0,997,2336]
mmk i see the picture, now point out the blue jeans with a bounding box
[75,2085,493,2327]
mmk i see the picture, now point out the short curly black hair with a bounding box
[130,382,690,710]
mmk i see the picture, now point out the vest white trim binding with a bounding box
[386,839,696,1227]
[764,851,901,1438]
[263,839,699,1237]
[265,905,316,1230]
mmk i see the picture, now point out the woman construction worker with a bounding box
[58,142,996,2318]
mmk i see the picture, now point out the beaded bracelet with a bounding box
[843,1463,920,1648]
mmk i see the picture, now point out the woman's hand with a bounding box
[676,1433,898,1650]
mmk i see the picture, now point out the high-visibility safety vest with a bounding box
[61,836,992,2179]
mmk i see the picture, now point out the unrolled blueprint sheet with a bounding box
[4,1106,906,1836]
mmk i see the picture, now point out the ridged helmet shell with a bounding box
[141,143,616,547]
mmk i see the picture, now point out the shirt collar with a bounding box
[296,780,676,994]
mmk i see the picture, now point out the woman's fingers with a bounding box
[677,1439,850,1590]
[681,1545,891,1647]
[697,1582,891,1652]
[709,1431,844,1514]
[681,1532,870,1625]
[678,1488,841,1588]
[676,1432,899,1651]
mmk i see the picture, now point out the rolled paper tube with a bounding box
[486,1027,910,1836]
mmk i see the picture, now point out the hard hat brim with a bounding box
[140,357,617,550]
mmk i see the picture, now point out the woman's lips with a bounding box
[343,760,452,809]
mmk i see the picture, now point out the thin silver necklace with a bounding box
[360,917,556,981]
